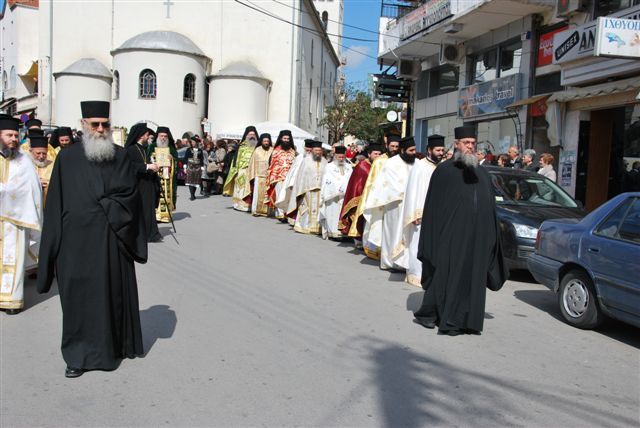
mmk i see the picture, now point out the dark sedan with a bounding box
[527,193,640,329]
[485,166,586,271]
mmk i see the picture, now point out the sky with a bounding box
[341,0,382,90]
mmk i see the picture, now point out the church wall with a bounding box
[54,75,111,128]
[208,77,269,135]
[111,51,206,136]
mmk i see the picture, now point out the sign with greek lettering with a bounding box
[553,4,640,64]
[458,74,520,118]
[594,17,640,58]
[400,0,453,40]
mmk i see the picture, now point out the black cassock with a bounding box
[37,143,147,370]
[415,160,508,334]
[125,143,160,242]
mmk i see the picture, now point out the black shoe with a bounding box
[437,329,462,336]
[149,234,163,243]
[190,196,196,201]
[413,317,436,329]
[4,308,21,315]
[65,367,84,378]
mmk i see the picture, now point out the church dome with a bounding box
[211,62,271,83]
[112,31,207,58]
[54,58,112,80]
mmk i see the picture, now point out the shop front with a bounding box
[550,5,640,211]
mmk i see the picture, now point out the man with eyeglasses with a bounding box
[37,101,147,378]
[413,125,507,336]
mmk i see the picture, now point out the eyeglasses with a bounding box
[89,121,111,129]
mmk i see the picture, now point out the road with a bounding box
[2,186,638,427]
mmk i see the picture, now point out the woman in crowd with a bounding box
[212,139,228,195]
[202,137,216,196]
[497,154,510,167]
[522,149,538,172]
[538,153,557,181]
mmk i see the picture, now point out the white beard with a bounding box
[156,138,169,148]
[83,131,116,163]
[454,150,478,168]
[34,158,50,168]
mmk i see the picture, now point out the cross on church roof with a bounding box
[163,0,174,18]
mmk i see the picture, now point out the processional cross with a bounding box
[163,0,174,18]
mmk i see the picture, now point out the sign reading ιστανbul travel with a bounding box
[594,16,640,59]
[458,74,520,118]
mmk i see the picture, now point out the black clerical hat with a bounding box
[242,126,258,142]
[156,126,171,135]
[28,128,45,137]
[25,118,42,128]
[399,136,415,150]
[304,139,314,148]
[29,135,49,148]
[334,145,347,154]
[58,126,73,137]
[81,101,110,118]
[367,142,384,153]
[308,140,323,148]
[387,134,402,143]
[454,125,477,140]
[427,134,445,149]
[0,115,20,131]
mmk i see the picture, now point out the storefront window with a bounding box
[470,40,522,84]
[421,115,458,151]
[429,65,459,97]
[477,118,518,155]
[623,104,640,171]
[594,0,640,18]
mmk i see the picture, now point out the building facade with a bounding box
[2,0,341,142]
[378,0,640,210]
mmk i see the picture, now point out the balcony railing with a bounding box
[380,1,420,19]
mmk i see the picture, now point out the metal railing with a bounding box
[380,1,420,19]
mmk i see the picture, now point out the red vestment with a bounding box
[338,159,371,236]
[265,147,296,207]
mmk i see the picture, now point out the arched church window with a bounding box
[113,70,120,100]
[139,69,157,99]
[2,71,7,91]
[183,74,195,103]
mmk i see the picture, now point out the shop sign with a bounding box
[538,26,568,67]
[530,98,548,117]
[458,74,520,118]
[553,4,640,64]
[400,0,453,40]
[594,17,640,58]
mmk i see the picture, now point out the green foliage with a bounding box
[320,84,392,145]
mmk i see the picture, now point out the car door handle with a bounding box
[588,247,600,253]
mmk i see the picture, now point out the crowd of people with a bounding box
[1,100,511,380]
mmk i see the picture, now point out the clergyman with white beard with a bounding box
[413,125,508,336]
[37,101,148,379]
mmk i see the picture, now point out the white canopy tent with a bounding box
[215,121,316,151]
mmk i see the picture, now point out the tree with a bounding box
[320,84,393,145]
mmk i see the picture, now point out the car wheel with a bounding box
[558,269,603,329]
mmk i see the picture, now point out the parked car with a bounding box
[176,147,188,185]
[485,166,586,271]
[527,192,640,329]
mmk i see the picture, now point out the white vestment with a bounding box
[0,152,43,310]
[291,156,327,234]
[363,155,413,270]
[396,158,437,286]
[319,161,353,239]
[276,153,304,224]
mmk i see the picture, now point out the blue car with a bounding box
[527,192,640,329]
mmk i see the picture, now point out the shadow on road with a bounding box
[406,292,423,312]
[508,269,537,284]
[172,212,192,221]
[514,289,640,348]
[139,304,177,355]
[23,278,58,312]
[325,336,638,427]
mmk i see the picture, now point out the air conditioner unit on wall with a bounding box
[556,0,587,17]
[439,43,464,65]
[397,59,420,80]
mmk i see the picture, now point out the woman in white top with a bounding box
[538,153,557,181]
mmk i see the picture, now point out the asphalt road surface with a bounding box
[2,186,638,427]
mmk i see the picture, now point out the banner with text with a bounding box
[458,75,520,118]
[594,16,640,58]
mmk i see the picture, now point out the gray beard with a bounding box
[454,150,478,168]
[312,153,322,162]
[156,138,169,148]
[1,146,18,159]
[83,132,116,163]
[34,159,49,168]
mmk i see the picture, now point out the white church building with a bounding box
[2,0,343,141]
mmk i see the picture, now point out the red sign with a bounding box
[530,98,548,117]
[537,26,568,67]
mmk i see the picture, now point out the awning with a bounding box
[505,94,550,109]
[0,97,17,110]
[548,76,640,103]
[19,61,38,79]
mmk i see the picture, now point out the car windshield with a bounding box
[489,170,578,208]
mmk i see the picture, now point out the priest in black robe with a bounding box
[125,122,161,242]
[37,101,147,378]
[413,125,507,336]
